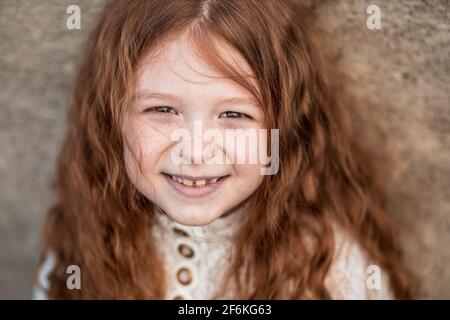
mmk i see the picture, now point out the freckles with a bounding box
[123,145,142,188]
[126,124,175,177]
[142,117,180,142]
[130,120,172,150]
[123,138,157,196]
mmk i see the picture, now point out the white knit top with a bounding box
[33,212,393,300]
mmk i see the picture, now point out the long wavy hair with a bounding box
[40,0,411,299]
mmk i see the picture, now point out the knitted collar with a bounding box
[152,209,244,244]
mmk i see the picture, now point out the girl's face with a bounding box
[123,33,265,226]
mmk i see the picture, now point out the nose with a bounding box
[177,120,219,165]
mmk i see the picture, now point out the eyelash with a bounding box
[145,107,251,120]
[219,111,251,119]
[146,106,179,115]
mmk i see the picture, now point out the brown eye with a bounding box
[146,106,179,115]
[219,111,250,119]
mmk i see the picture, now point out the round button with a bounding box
[176,267,193,285]
[178,243,194,258]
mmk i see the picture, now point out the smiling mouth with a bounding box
[161,172,229,198]
[162,173,229,187]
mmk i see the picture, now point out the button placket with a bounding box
[154,210,240,300]
[171,227,200,296]
[171,288,193,300]
[174,238,197,259]
[176,267,193,285]
[178,243,195,258]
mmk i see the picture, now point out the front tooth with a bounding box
[196,179,206,187]
[177,177,183,183]
[210,178,219,183]
[182,178,193,187]
[171,175,177,181]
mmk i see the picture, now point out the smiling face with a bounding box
[122,32,266,226]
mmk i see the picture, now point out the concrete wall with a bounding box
[0,0,448,299]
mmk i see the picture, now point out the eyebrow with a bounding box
[134,91,183,104]
[134,90,259,107]
[214,96,259,107]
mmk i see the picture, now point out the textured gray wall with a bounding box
[0,0,448,299]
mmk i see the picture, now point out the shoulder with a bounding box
[32,250,56,300]
[324,226,393,300]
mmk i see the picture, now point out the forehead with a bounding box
[135,32,257,100]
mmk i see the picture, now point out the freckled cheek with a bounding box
[125,122,174,173]
[233,164,264,189]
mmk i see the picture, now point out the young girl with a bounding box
[34,0,411,299]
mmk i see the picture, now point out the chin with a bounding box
[164,207,223,226]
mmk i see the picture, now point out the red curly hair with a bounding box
[39,0,411,299]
